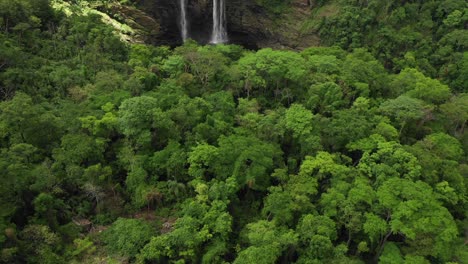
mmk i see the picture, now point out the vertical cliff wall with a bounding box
[131,0,320,49]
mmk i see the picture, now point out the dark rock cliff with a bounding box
[118,0,320,49]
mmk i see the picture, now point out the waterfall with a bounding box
[179,0,188,42]
[210,0,228,44]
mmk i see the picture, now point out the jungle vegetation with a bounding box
[0,0,467,263]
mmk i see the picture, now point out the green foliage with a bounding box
[379,96,429,135]
[70,237,96,259]
[318,0,467,92]
[18,224,64,263]
[297,214,337,244]
[255,0,292,14]
[377,178,458,259]
[306,82,344,115]
[391,68,451,104]
[139,199,232,263]
[0,2,465,263]
[237,48,307,102]
[102,218,153,258]
[0,92,62,149]
[234,220,297,264]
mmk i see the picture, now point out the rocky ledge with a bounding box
[100,0,325,49]
[132,0,320,49]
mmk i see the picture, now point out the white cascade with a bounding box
[210,0,228,44]
[179,0,188,41]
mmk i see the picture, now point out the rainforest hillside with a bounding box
[0,0,467,263]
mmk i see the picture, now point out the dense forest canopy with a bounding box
[0,0,467,263]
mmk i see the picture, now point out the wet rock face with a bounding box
[226,0,265,49]
[135,0,180,46]
[187,0,260,48]
[134,0,318,49]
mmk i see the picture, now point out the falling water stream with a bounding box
[210,0,228,44]
[179,0,228,44]
[179,0,188,41]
